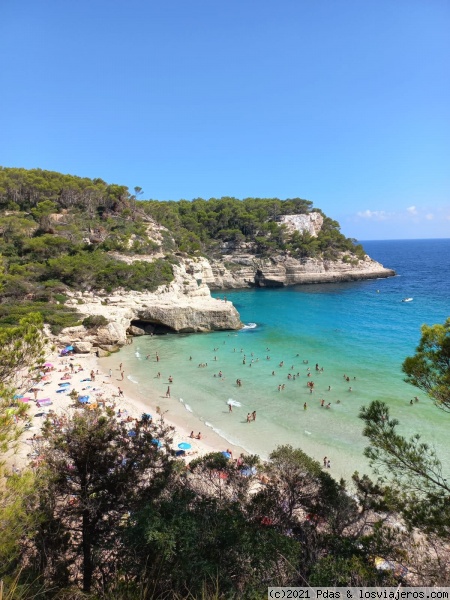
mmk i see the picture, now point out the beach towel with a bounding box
[37,399,52,407]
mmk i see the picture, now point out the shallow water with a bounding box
[103,239,450,480]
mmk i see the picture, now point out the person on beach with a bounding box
[120,371,124,381]
[109,368,112,377]
[156,353,159,362]
[323,456,327,467]
[327,459,331,469]
[252,410,256,421]
[190,431,194,438]
[196,432,202,439]
[229,403,232,412]
[246,413,252,423]
[118,387,124,397]
[166,386,170,398]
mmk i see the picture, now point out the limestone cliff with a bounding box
[185,253,395,289]
[55,213,395,352]
[57,261,242,353]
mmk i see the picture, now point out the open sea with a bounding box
[102,239,450,481]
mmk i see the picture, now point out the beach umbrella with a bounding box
[151,439,162,448]
[178,442,191,450]
[44,362,53,367]
[13,394,23,399]
[127,430,137,437]
[221,451,232,459]
[175,450,186,457]
[241,466,257,477]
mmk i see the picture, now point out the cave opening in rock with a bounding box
[129,319,176,335]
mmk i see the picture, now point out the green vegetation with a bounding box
[402,318,450,412]
[0,166,367,341]
[0,168,175,327]
[141,197,365,259]
[82,314,109,329]
[1,321,449,596]
[0,167,365,315]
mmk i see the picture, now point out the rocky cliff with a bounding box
[57,261,242,353]
[55,212,395,352]
[184,253,395,289]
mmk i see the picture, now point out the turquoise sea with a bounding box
[102,239,450,480]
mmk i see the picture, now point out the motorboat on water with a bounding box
[402,298,413,302]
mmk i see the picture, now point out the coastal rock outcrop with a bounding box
[59,261,242,350]
[198,253,395,289]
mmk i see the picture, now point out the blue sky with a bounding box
[1,0,449,240]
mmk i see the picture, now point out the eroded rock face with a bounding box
[201,254,395,289]
[56,261,243,350]
[54,233,394,351]
[278,212,323,236]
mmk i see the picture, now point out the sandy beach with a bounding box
[12,346,248,472]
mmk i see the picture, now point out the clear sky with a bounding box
[1,0,449,240]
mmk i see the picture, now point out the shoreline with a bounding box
[12,347,248,472]
[97,353,250,460]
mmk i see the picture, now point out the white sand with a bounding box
[12,347,247,471]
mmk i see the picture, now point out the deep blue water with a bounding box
[104,239,450,479]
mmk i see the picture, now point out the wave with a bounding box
[227,398,242,407]
[179,398,193,413]
[242,323,257,330]
[304,430,312,436]
[135,351,141,358]
[202,420,255,454]
[127,375,139,384]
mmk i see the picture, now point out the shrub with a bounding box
[82,315,109,329]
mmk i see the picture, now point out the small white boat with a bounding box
[402,297,413,302]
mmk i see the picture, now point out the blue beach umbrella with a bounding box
[221,451,232,459]
[178,442,191,450]
[241,466,257,477]
[151,439,162,448]
[128,430,137,437]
